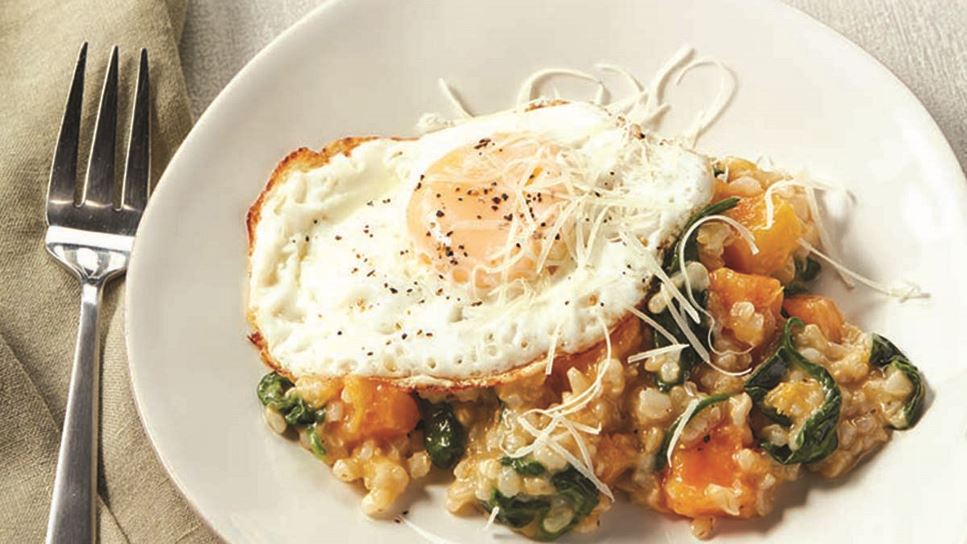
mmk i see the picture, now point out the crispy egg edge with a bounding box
[245,101,681,391]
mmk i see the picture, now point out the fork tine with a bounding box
[82,45,119,207]
[122,49,150,211]
[47,43,87,211]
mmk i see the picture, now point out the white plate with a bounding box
[126,0,967,542]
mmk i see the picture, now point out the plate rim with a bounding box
[124,0,967,541]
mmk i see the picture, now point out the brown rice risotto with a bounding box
[253,156,926,540]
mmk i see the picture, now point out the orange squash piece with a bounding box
[715,157,784,185]
[783,294,845,343]
[662,424,759,518]
[708,268,784,347]
[338,377,419,444]
[722,194,803,277]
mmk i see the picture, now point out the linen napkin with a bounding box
[0,0,217,541]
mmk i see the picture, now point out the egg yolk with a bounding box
[406,134,568,287]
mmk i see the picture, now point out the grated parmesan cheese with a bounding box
[664,398,701,469]
[483,506,500,531]
[801,240,928,301]
[397,514,461,544]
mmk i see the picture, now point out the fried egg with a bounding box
[247,101,713,387]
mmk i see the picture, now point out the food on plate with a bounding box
[246,98,926,539]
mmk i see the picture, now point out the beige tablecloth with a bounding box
[0,0,210,542]
[1,1,964,542]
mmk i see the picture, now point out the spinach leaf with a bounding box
[653,393,731,473]
[869,333,904,367]
[284,397,326,426]
[484,467,599,541]
[883,358,925,429]
[501,455,546,476]
[257,372,295,411]
[537,467,600,540]
[664,197,740,274]
[649,290,710,391]
[419,401,466,469]
[784,257,821,296]
[651,198,736,389]
[257,371,325,426]
[745,318,842,465]
[868,334,925,429]
[306,423,327,460]
[488,491,550,529]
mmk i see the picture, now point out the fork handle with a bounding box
[46,281,104,544]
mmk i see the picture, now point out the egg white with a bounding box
[247,102,713,385]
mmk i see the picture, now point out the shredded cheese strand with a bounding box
[762,176,835,230]
[800,240,928,301]
[803,182,855,287]
[627,344,688,364]
[397,515,461,544]
[664,398,700,469]
[544,318,564,375]
[637,45,694,126]
[437,78,472,119]
[515,68,606,106]
[617,230,700,322]
[677,215,759,313]
[625,305,679,344]
[483,506,500,531]
[516,417,614,500]
[674,58,736,146]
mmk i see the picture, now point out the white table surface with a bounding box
[179,0,966,169]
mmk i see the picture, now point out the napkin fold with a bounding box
[0,0,216,541]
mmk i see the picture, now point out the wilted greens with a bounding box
[486,466,599,541]
[744,318,842,465]
[306,423,327,460]
[784,257,821,296]
[647,198,738,391]
[869,333,925,429]
[257,372,295,411]
[649,290,710,392]
[257,372,327,456]
[419,400,466,469]
[501,455,547,476]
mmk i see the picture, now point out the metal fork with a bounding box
[44,43,150,544]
